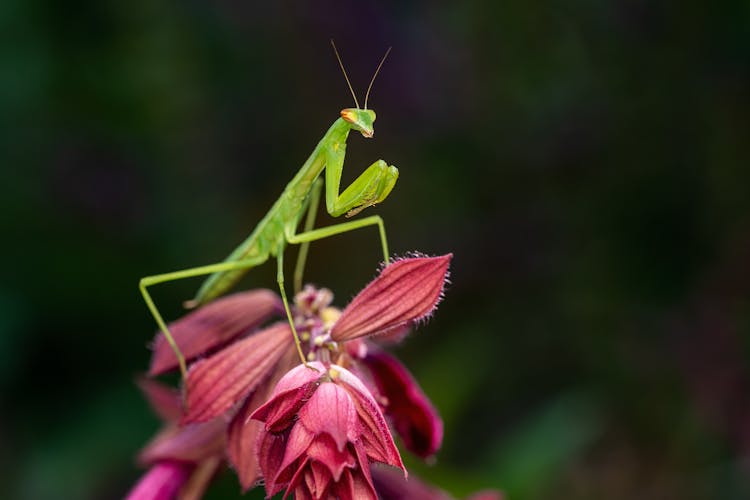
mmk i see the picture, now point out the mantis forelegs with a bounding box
[139,255,267,379]
[292,174,392,293]
[325,154,399,218]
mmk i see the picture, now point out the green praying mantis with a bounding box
[139,42,398,379]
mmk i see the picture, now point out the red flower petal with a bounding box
[251,362,325,432]
[330,255,452,342]
[333,365,405,473]
[139,418,226,465]
[226,346,298,491]
[257,428,290,498]
[149,289,282,375]
[362,348,443,458]
[305,436,357,482]
[298,382,359,452]
[275,422,316,485]
[182,322,291,424]
[332,465,377,500]
[307,460,333,497]
[125,461,192,500]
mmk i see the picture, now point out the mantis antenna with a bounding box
[364,46,392,109]
[330,39,360,109]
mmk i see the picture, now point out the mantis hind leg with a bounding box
[293,178,323,294]
[287,215,390,265]
[139,255,268,380]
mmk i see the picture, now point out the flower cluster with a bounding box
[127,254,500,499]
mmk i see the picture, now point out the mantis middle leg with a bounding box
[287,215,390,263]
[293,178,322,294]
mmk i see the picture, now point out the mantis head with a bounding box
[330,40,390,139]
[341,108,376,138]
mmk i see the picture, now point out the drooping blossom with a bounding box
[179,255,452,484]
[251,362,405,499]
[130,254,484,498]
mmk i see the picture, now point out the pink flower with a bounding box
[133,254,455,497]
[251,362,405,499]
[180,255,452,488]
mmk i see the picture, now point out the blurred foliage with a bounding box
[2,0,750,499]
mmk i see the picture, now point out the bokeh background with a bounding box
[2,1,750,499]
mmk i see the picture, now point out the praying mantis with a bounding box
[139,42,397,379]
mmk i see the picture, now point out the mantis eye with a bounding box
[340,109,357,124]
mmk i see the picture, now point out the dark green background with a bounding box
[2,1,750,499]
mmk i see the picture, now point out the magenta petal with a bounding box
[125,461,192,500]
[305,435,357,482]
[149,289,282,375]
[182,322,291,424]
[330,254,452,342]
[257,428,290,498]
[139,418,226,465]
[227,347,297,491]
[333,365,405,473]
[298,382,359,451]
[307,460,334,497]
[332,466,377,500]
[226,392,265,490]
[352,439,377,497]
[268,361,327,397]
[284,456,314,500]
[362,349,443,458]
[251,362,325,432]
